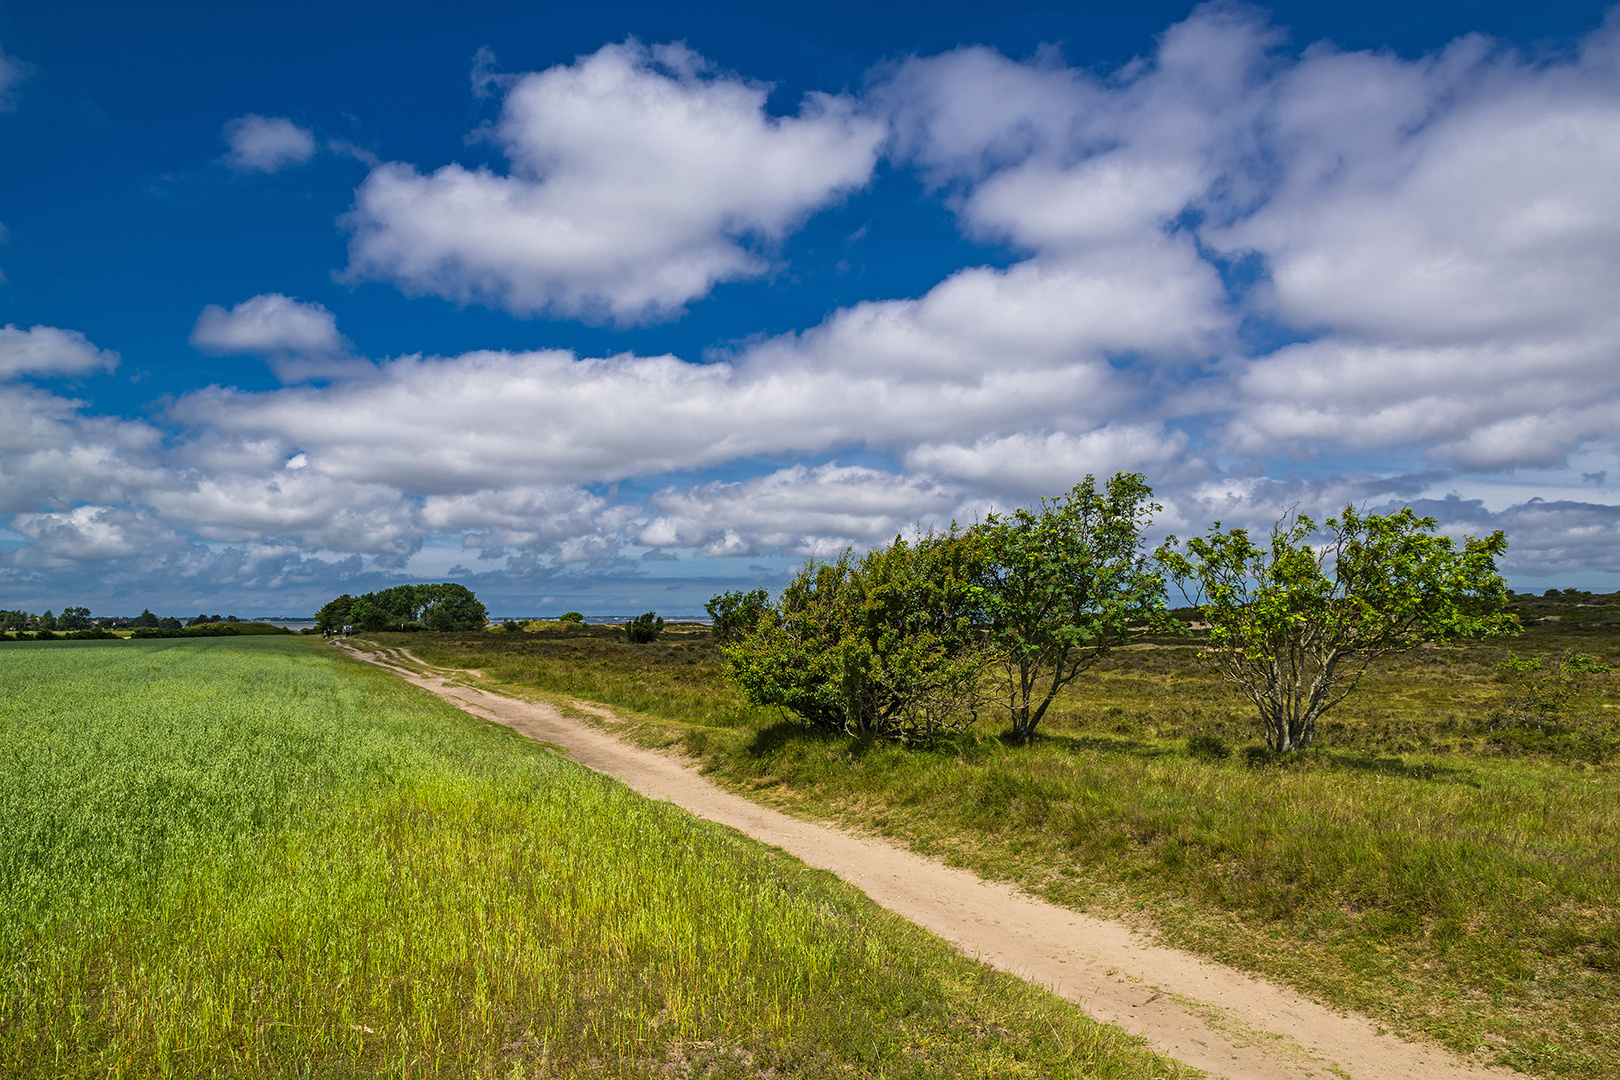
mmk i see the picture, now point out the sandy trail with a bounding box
[340,641,1516,1080]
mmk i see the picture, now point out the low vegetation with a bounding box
[399,590,1620,1080]
[0,635,1187,1079]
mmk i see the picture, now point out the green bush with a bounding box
[725,531,989,743]
[624,612,665,644]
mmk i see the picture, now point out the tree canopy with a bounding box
[316,584,487,632]
[1160,506,1516,752]
[723,530,989,743]
[972,473,1174,741]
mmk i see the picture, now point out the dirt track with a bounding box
[341,641,1518,1080]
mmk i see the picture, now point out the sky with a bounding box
[2,0,1619,618]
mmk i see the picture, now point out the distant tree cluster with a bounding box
[315,583,488,633]
[715,473,1516,751]
[2,606,98,632]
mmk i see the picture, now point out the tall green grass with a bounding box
[0,636,1184,1079]
[401,623,1620,1079]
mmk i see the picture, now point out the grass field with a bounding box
[0,635,1191,1079]
[396,593,1620,1080]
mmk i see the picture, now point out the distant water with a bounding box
[255,619,317,630]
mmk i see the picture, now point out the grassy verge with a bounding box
[0,635,1189,1079]
[398,606,1620,1080]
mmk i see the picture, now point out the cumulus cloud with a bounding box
[341,41,885,322]
[421,484,637,561]
[639,464,959,557]
[221,114,317,173]
[6,506,185,568]
[190,294,366,382]
[1201,15,1620,470]
[906,426,1193,499]
[191,294,345,356]
[1391,495,1620,579]
[0,324,119,380]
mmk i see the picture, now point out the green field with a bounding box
[0,635,1189,1079]
[396,595,1620,1080]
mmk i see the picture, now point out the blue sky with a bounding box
[2,0,1619,617]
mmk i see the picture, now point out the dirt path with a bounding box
[340,642,1517,1080]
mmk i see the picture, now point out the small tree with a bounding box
[419,583,488,631]
[558,611,585,624]
[1160,506,1516,752]
[725,530,990,742]
[705,588,769,644]
[57,606,93,631]
[973,473,1174,741]
[315,594,355,632]
[624,612,665,643]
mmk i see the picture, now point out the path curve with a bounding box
[340,641,1517,1080]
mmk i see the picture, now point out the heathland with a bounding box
[0,635,1188,1079]
[393,590,1620,1080]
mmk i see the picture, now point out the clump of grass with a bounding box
[0,636,1185,1080]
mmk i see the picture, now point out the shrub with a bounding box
[624,612,665,644]
[559,611,585,624]
[724,531,990,743]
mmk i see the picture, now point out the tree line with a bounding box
[708,473,1515,752]
[0,608,243,633]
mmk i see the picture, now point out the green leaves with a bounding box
[324,583,488,632]
[1160,506,1517,751]
[623,612,666,643]
[973,473,1173,739]
[723,530,990,743]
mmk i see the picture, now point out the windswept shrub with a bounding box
[624,612,665,644]
[724,530,991,743]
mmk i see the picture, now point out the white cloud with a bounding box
[638,464,958,557]
[5,506,183,568]
[422,484,636,558]
[144,469,422,557]
[341,40,884,322]
[0,324,119,380]
[906,426,1193,499]
[191,294,345,356]
[221,115,317,173]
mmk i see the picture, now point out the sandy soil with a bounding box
[340,641,1519,1080]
